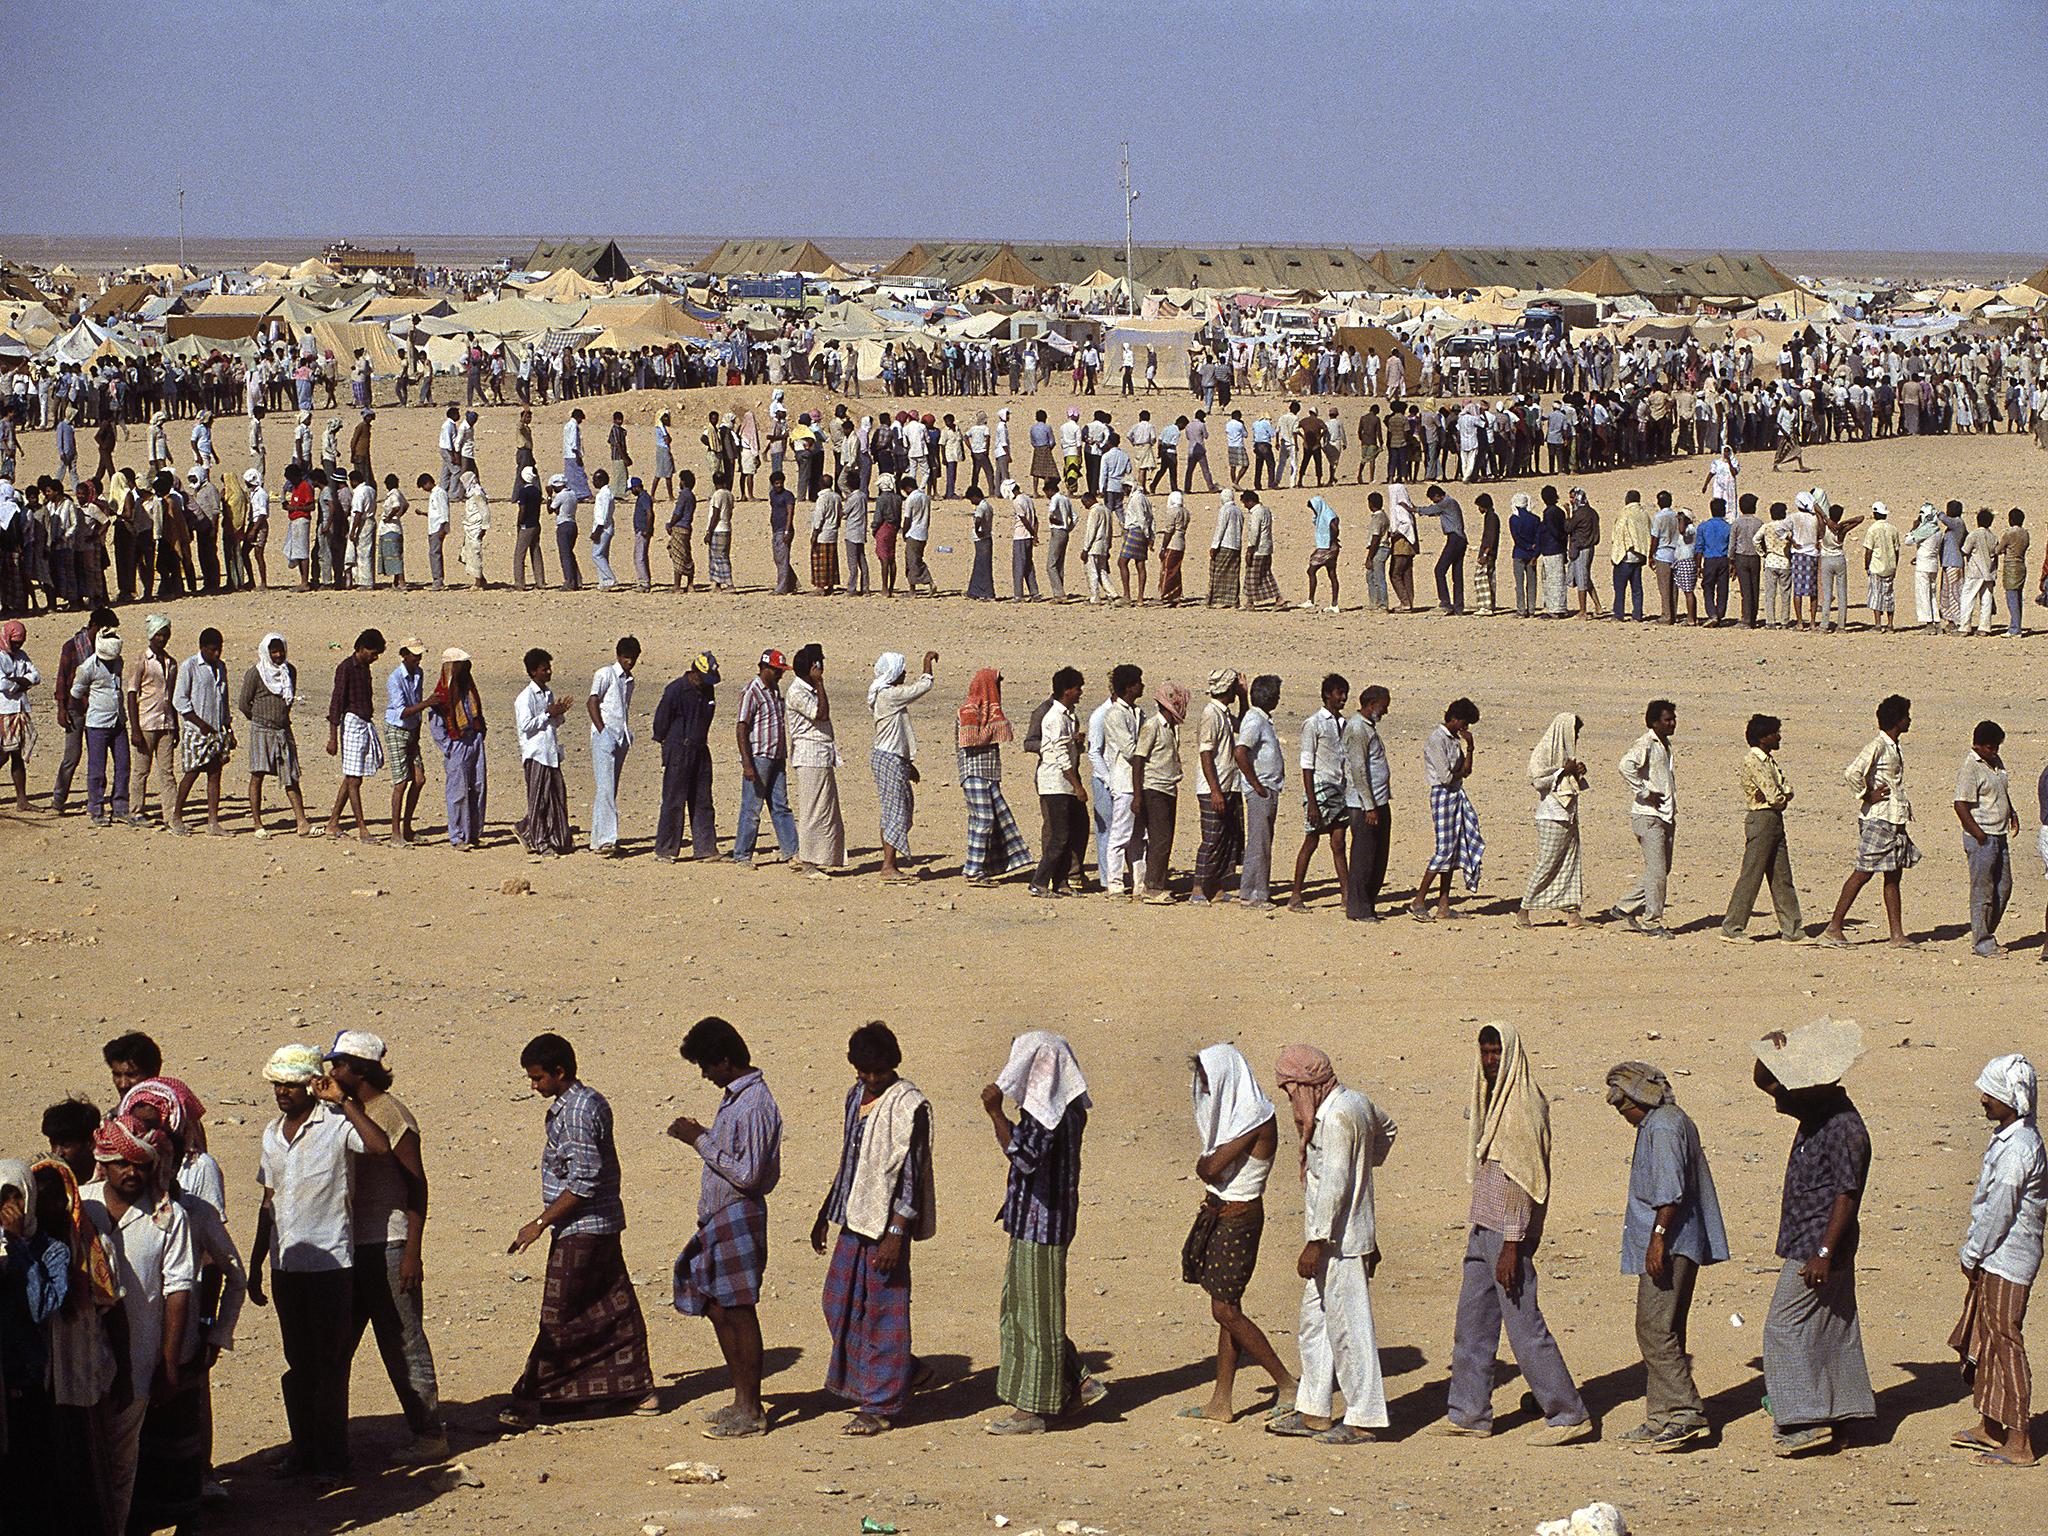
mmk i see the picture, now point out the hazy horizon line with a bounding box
[3,231,2046,263]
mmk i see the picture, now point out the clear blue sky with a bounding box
[17,0,2048,253]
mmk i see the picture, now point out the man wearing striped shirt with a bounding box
[732,649,797,866]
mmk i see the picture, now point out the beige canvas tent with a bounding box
[525,240,634,282]
[701,239,840,277]
[519,267,609,303]
[310,320,401,374]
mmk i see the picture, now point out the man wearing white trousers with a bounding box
[1610,699,1679,938]
[1100,663,1147,895]
[1265,1044,1393,1444]
[587,637,639,855]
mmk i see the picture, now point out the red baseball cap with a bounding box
[759,648,789,671]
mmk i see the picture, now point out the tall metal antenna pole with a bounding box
[1119,144,1139,316]
[178,188,186,270]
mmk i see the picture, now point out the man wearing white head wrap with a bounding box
[1179,1044,1294,1422]
[1951,1053,2046,1465]
[981,1031,1099,1433]
[868,650,935,881]
[1861,500,1901,629]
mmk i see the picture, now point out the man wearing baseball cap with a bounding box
[325,1030,447,1462]
[652,652,720,861]
[733,650,798,865]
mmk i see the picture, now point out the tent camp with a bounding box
[86,282,156,321]
[523,240,633,282]
[701,239,840,277]
[517,267,610,303]
[310,320,402,375]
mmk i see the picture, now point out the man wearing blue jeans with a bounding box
[733,649,798,864]
[587,636,639,856]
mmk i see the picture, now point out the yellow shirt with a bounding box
[1738,746,1792,811]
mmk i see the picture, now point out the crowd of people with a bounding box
[12,1014,2043,1534]
[3,602,2044,957]
[5,349,2048,623]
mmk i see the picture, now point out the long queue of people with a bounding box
[6,361,2048,627]
[2,607,2041,959]
[14,1011,2046,1535]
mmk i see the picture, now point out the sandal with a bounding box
[497,1407,536,1431]
[1314,1424,1377,1445]
[1263,1411,1320,1438]
[1971,1450,2038,1468]
[840,1413,889,1437]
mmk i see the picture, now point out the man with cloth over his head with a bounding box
[1606,1061,1729,1453]
[1264,1045,1395,1446]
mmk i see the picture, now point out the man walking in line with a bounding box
[1722,713,1803,942]
[502,1033,659,1429]
[1605,1061,1729,1453]
[1820,694,1917,948]
[668,1016,783,1439]
[1439,1024,1592,1444]
[1342,685,1392,922]
[247,1043,394,1482]
[1264,1045,1396,1446]
[324,1031,447,1463]
[587,636,640,857]
[1955,719,2019,958]
[1610,699,1680,938]
[733,649,800,866]
[1753,1018,1875,1456]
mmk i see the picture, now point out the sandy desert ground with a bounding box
[6,381,2048,1536]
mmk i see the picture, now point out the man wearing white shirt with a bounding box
[1100,664,1147,896]
[1085,684,1118,889]
[551,473,584,591]
[1267,1046,1396,1444]
[513,647,575,855]
[349,470,377,588]
[437,406,461,489]
[589,471,619,591]
[562,409,590,500]
[1288,674,1351,913]
[1231,674,1288,909]
[85,1114,200,1533]
[1609,699,1679,937]
[586,637,639,856]
[1208,490,1243,608]
[1029,667,1088,898]
[1954,1053,2046,1466]
[1342,685,1393,920]
[423,473,451,590]
[903,476,938,595]
[247,1043,393,1483]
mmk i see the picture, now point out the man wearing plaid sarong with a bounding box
[813,1023,934,1437]
[671,1017,783,1439]
[325,628,386,840]
[1410,698,1484,921]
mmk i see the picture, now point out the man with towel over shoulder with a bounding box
[812,1022,935,1437]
